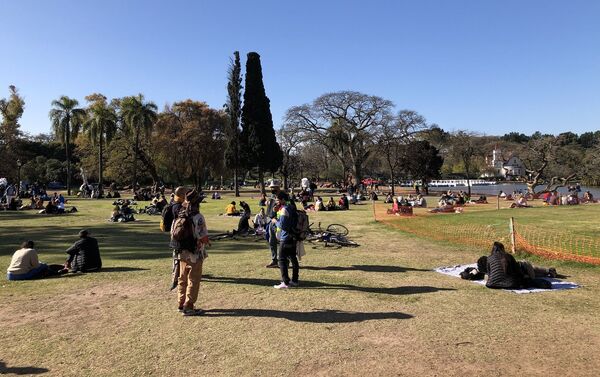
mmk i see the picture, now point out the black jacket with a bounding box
[66,237,102,272]
[486,249,522,289]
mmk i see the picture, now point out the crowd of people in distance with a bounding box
[6,230,102,281]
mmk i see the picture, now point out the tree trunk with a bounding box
[390,170,395,196]
[258,168,265,194]
[234,169,240,197]
[65,122,71,196]
[98,135,103,195]
[132,131,138,194]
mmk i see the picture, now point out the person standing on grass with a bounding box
[172,189,209,316]
[65,230,102,272]
[273,191,299,289]
[265,180,282,268]
[168,186,188,290]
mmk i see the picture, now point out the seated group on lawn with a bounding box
[6,230,102,281]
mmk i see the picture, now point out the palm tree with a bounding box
[120,94,157,192]
[83,95,118,194]
[49,96,86,195]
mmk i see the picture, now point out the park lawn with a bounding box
[1,194,600,376]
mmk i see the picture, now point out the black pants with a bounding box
[278,240,299,284]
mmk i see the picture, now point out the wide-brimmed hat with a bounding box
[186,189,201,203]
[268,179,281,188]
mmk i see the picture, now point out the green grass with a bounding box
[1,195,600,376]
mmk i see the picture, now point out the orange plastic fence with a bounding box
[373,202,600,265]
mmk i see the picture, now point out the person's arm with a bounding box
[66,240,80,263]
[30,249,40,268]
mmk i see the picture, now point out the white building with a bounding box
[487,146,526,178]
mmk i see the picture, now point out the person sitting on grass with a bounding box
[582,191,595,203]
[225,201,240,216]
[414,194,427,208]
[324,197,335,211]
[6,241,64,280]
[384,192,393,203]
[315,196,325,211]
[253,207,268,230]
[258,193,267,206]
[474,195,488,204]
[510,195,531,208]
[64,230,102,273]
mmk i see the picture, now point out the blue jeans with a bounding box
[7,263,48,281]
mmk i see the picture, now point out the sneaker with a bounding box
[288,281,299,287]
[177,307,184,313]
[273,282,289,289]
[266,262,278,268]
[182,308,204,316]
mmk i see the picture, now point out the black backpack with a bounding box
[460,267,485,281]
[160,203,176,232]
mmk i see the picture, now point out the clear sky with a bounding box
[1,0,599,136]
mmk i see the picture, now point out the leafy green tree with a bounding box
[49,96,86,195]
[83,94,118,193]
[399,140,443,195]
[0,85,25,180]
[224,51,243,196]
[120,94,158,191]
[240,52,282,193]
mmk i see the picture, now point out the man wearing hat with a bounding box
[171,189,209,316]
[64,229,102,272]
[169,186,188,290]
[265,180,282,268]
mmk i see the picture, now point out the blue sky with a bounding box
[1,0,599,136]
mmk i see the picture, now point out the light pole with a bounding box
[16,159,22,197]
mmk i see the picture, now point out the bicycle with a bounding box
[305,222,358,248]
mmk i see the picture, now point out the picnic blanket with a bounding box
[434,264,580,294]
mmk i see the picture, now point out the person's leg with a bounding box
[288,243,299,283]
[177,260,190,309]
[277,242,290,285]
[184,260,203,310]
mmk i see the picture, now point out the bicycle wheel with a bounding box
[326,223,349,236]
[331,235,359,247]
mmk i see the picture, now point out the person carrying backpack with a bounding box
[170,189,209,316]
[165,186,187,290]
[273,192,299,289]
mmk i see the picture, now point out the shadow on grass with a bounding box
[302,265,429,273]
[98,267,150,273]
[0,360,49,375]
[203,275,455,295]
[203,308,412,323]
[0,224,258,259]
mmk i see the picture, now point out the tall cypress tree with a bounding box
[224,51,243,197]
[240,52,282,193]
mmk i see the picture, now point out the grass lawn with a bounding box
[1,194,600,376]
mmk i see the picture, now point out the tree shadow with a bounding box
[0,360,49,375]
[97,267,150,273]
[203,275,455,296]
[203,308,413,323]
[302,265,429,273]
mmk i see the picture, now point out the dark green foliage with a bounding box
[401,140,443,184]
[501,132,530,143]
[240,52,282,175]
[224,51,243,195]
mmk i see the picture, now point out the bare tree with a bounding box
[286,91,393,184]
[518,135,581,194]
[277,124,302,190]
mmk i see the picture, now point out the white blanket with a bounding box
[434,264,580,294]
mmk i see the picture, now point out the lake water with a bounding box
[430,183,600,198]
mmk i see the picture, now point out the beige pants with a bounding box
[177,259,203,310]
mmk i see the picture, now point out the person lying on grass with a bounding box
[463,241,558,289]
[6,241,65,280]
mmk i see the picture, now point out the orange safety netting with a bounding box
[372,202,600,265]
